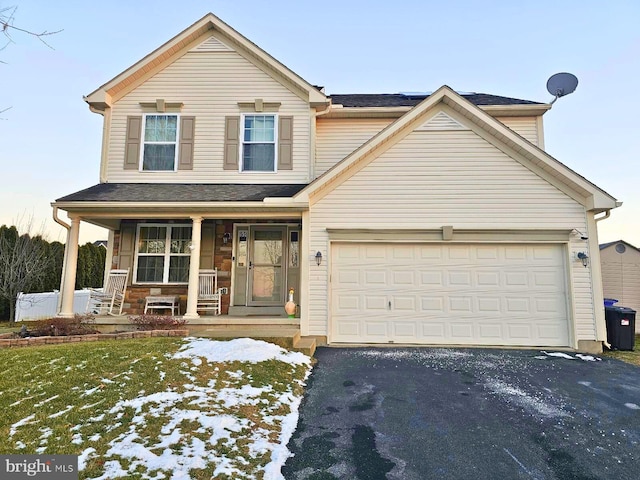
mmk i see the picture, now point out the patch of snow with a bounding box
[81,386,101,397]
[72,338,312,480]
[49,405,74,418]
[34,394,60,407]
[80,399,106,410]
[216,384,272,407]
[71,433,83,445]
[541,351,575,360]
[576,354,601,362]
[78,447,97,470]
[625,403,640,410]
[579,381,592,387]
[173,337,311,366]
[486,379,570,419]
[14,441,26,449]
[35,446,46,454]
[10,414,36,436]
[91,460,129,480]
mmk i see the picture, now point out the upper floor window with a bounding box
[134,224,191,283]
[241,114,277,172]
[142,114,179,171]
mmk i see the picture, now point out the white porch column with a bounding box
[184,216,203,320]
[300,210,311,336]
[58,216,81,318]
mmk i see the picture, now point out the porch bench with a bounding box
[144,295,180,316]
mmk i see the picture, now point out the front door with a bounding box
[232,224,300,308]
[248,226,285,306]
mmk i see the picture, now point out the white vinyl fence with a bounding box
[15,290,94,321]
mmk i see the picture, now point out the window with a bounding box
[142,114,179,171]
[135,224,191,283]
[241,114,276,172]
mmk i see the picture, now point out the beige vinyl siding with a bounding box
[106,46,311,183]
[495,116,539,146]
[308,128,592,340]
[601,245,640,329]
[315,118,393,177]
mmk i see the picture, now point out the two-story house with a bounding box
[52,13,619,352]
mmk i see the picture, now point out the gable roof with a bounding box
[600,240,640,252]
[296,85,618,212]
[84,13,328,111]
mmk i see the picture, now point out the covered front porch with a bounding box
[51,183,313,334]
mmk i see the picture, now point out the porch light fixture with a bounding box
[223,232,232,244]
[577,252,589,268]
[315,251,323,266]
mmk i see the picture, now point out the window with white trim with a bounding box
[135,224,191,283]
[141,114,179,171]
[241,114,277,172]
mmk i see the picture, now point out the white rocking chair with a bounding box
[88,269,129,316]
[197,269,221,316]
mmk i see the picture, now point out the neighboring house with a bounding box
[93,240,108,248]
[600,240,640,331]
[52,12,620,352]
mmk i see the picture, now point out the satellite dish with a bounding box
[546,72,578,104]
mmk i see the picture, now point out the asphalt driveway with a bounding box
[283,347,640,480]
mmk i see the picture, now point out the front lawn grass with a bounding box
[602,335,640,366]
[0,337,309,479]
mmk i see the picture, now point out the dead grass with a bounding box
[601,335,640,366]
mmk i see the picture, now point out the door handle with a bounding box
[249,261,253,270]
[388,301,391,310]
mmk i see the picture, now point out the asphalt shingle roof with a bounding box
[329,93,541,108]
[56,183,308,203]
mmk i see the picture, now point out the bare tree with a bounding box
[1,5,62,53]
[0,219,54,323]
[1,5,62,117]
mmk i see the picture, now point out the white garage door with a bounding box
[331,243,570,347]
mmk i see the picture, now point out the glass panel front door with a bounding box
[249,228,285,305]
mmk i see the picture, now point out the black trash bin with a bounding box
[605,306,636,351]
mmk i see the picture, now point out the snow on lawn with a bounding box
[76,337,312,480]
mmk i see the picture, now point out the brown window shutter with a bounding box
[117,223,136,285]
[224,116,240,170]
[278,116,293,170]
[200,222,215,269]
[124,116,142,170]
[178,116,195,170]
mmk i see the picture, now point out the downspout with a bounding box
[53,207,71,313]
[590,208,613,349]
[595,210,611,223]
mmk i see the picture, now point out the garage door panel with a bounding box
[331,243,570,347]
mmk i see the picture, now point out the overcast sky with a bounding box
[1,0,639,246]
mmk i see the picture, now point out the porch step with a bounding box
[187,325,301,350]
[227,306,288,317]
[292,336,317,357]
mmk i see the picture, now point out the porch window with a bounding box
[135,224,191,283]
[241,114,276,172]
[142,114,179,171]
